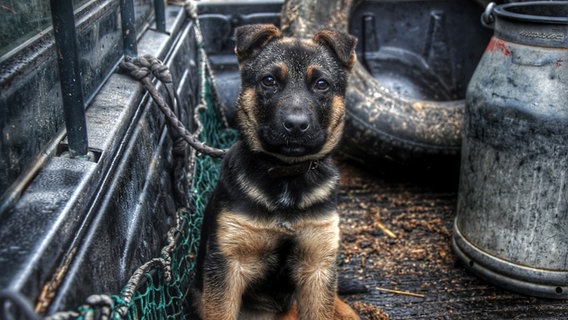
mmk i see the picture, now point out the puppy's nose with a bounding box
[283,114,310,133]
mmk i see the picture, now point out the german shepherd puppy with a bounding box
[188,24,359,320]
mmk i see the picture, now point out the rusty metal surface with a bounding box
[336,162,568,320]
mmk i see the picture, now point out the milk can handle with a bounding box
[481,2,496,29]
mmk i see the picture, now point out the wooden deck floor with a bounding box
[335,161,568,320]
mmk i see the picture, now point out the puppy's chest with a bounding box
[215,211,340,260]
[235,171,338,211]
[264,182,307,209]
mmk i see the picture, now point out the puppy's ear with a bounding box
[235,24,282,62]
[313,30,358,69]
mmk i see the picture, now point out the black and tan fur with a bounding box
[188,24,359,320]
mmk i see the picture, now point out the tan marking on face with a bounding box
[313,95,346,158]
[306,64,316,81]
[328,95,346,133]
[236,88,263,152]
[280,63,288,79]
[237,87,257,125]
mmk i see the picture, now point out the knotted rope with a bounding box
[119,55,228,158]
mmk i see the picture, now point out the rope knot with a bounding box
[119,56,151,81]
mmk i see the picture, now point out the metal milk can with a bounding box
[453,1,568,299]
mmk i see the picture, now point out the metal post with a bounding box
[154,0,166,33]
[120,0,138,57]
[49,0,89,159]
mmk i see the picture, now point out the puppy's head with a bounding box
[234,24,357,163]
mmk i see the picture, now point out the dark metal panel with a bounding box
[0,4,192,317]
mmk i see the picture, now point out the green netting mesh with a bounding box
[116,75,238,319]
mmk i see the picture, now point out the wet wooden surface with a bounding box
[336,161,568,320]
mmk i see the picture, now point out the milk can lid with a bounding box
[494,1,568,25]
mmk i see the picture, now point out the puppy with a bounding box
[188,24,359,320]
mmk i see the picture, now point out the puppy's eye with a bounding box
[314,79,330,92]
[261,75,277,88]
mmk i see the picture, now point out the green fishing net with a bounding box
[121,80,237,319]
[119,75,237,320]
[117,74,237,320]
